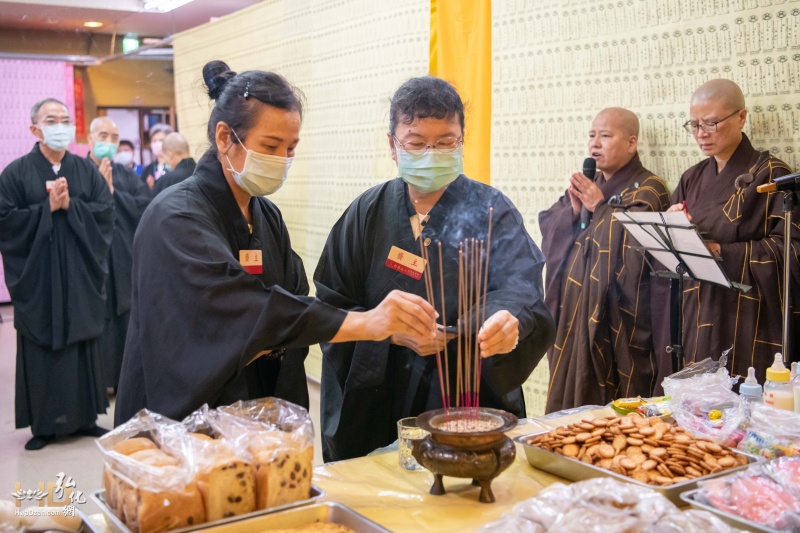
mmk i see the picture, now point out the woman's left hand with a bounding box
[477,310,519,358]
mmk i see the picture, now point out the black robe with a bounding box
[314,175,556,462]
[0,143,113,436]
[86,155,151,389]
[140,160,168,183]
[152,157,197,197]
[539,155,670,413]
[652,134,800,385]
[115,152,347,426]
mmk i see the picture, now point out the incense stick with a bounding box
[437,242,450,413]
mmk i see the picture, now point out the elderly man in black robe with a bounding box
[151,132,196,196]
[0,98,113,450]
[539,108,670,413]
[314,76,555,462]
[86,116,150,394]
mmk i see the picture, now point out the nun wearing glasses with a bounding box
[314,76,555,462]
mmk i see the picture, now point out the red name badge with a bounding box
[46,180,56,192]
[385,245,426,280]
[239,250,263,275]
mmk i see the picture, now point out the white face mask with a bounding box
[113,151,134,166]
[40,123,75,152]
[225,129,292,196]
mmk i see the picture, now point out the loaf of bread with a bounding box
[248,431,313,509]
[108,447,205,533]
[189,434,256,521]
[104,437,160,517]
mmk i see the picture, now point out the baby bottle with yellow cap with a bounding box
[763,353,793,411]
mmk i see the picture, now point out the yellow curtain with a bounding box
[429,0,492,185]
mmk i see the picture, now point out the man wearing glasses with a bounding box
[0,98,114,449]
[658,79,799,384]
[314,76,555,462]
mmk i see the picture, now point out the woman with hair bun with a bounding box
[115,61,437,425]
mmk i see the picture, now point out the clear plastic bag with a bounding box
[764,456,800,498]
[663,357,745,446]
[738,402,800,460]
[695,464,800,531]
[207,398,315,510]
[645,509,740,532]
[478,478,677,533]
[96,409,205,533]
[96,409,193,492]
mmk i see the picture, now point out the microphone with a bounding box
[736,150,768,190]
[580,157,596,230]
[756,172,800,193]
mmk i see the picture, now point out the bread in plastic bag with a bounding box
[208,398,314,510]
[96,409,205,533]
[159,405,257,521]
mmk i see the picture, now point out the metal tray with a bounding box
[681,488,783,533]
[89,485,325,533]
[193,502,391,532]
[514,432,761,505]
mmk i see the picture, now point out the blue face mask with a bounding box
[396,146,464,194]
[93,141,118,160]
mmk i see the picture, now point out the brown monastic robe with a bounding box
[540,154,670,413]
[653,134,800,384]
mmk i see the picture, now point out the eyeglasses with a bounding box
[393,135,463,156]
[683,109,741,134]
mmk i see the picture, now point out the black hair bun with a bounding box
[203,60,237,101]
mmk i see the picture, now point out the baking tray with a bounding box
[89,485,325,533]
[514,432,761,505]
[681,488,783,533]
[193,502,391,532]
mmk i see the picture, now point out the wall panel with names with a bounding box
[492,0,800,417]
[173,0,430,379]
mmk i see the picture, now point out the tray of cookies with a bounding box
[515,414,761,505]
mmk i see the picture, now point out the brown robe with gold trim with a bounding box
[540,154,670,413]
[653,134,800,385]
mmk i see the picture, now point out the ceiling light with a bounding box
[143,0,195,12]
[84,21,103,28]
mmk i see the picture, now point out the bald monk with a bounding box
[540,107,670,412]
[656,79,799,383]
[87,116,151,393]
[152,132,196,196]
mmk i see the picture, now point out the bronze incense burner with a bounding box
[410,407,518,503]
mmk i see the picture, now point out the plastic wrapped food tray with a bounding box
[88,485,325,533]
[515,432,761,505]
[680,488,781,533]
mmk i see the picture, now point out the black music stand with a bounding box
[614,211,751,373]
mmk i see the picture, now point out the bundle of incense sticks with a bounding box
[417,208,493,420]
